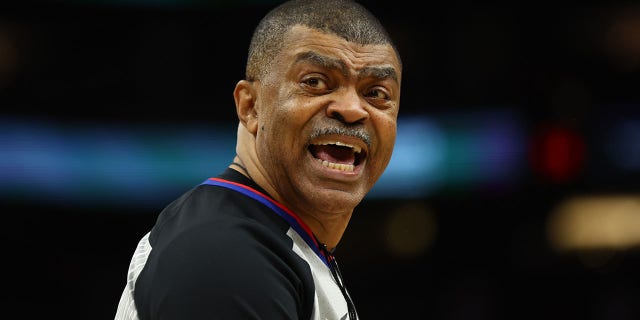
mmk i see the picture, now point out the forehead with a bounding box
[278,25,401,76]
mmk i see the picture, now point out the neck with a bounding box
[229,157,252,181]
[228,156,351,251]
[304,215,351,251]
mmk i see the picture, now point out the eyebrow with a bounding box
[294,51,398,83]
[358,66,398,82]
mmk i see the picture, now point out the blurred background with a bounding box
[1,0,639,319]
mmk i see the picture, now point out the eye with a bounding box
[364,87,390,101]
[301,75,330,93]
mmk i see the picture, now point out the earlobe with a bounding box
[234,80,259,135]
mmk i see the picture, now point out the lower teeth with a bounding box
[320,159,354,172]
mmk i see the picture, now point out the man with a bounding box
[115,0,402,319]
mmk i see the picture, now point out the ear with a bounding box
[234,80,259,135]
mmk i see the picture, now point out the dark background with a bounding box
[1,0,640,319]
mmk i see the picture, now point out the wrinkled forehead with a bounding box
[279,25,402,76]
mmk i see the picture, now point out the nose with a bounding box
[326,88,369,124]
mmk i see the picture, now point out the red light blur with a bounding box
[530,124,586,183]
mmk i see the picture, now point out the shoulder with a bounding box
[134,184,315,319]
[148,183,304,275]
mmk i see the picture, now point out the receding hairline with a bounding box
[245,0,402,81]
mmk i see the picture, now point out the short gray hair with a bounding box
[245,0,401,81]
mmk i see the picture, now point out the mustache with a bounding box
[309,126,372,148]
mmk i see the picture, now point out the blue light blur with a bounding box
[370,109,526,198]
[1,111,527,209]
[0,117,236,209]
[607,119,640,171]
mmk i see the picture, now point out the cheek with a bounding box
[259,110,302,158]
[378,114,398,143]
[375,119,398,164]
[270,101,312,139]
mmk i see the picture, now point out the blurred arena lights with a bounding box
[383,201,437,259]
[529,123,586,184]
[603,4,640,71]
[605,118,640,171]
[370,108,526,198]
[0,117,237,209]
[1,111,527,208]
[368,115,447,198]
[547,195,640,253]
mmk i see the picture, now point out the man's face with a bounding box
[253,25,401,218]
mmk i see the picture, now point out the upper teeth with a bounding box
[317,141,362,153]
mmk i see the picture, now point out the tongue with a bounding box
[311,145,355,165]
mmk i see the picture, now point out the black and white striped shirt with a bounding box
[115,168,357,320]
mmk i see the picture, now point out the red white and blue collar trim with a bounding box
[201,177,331,267]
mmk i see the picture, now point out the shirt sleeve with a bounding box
[134,219,313,320]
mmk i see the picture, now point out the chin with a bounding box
[311,188,365,213]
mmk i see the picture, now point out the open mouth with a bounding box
[308,141,367,172]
